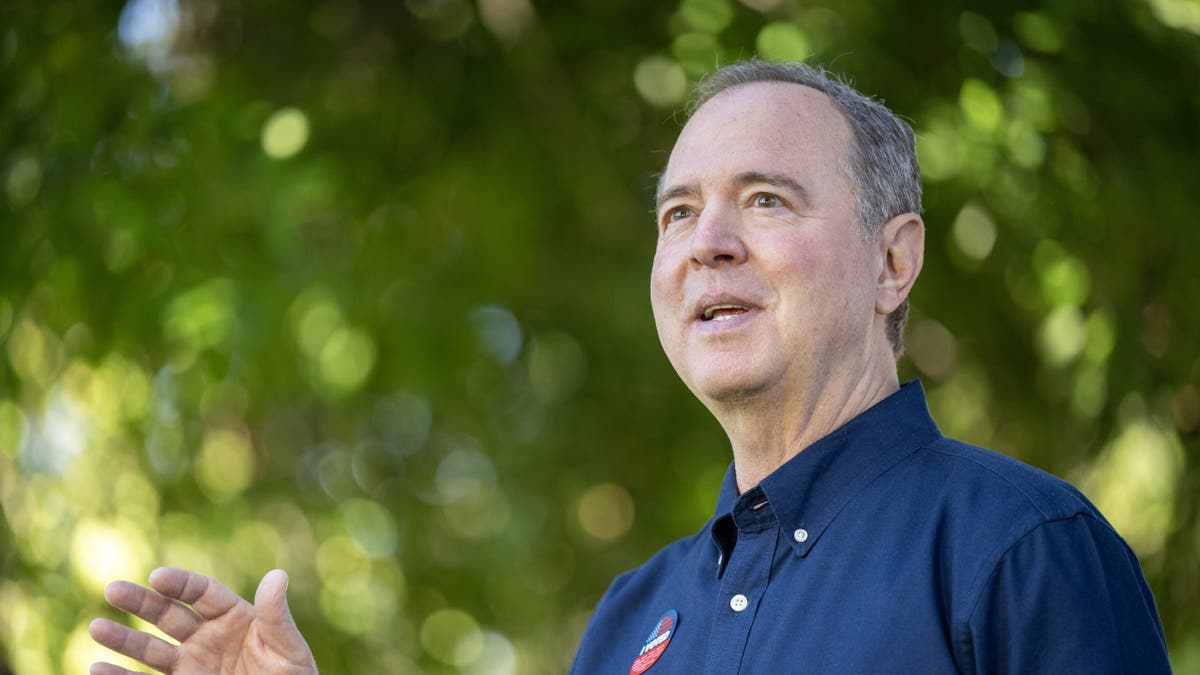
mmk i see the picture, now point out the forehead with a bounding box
[663,81,853,189]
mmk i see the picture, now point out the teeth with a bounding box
[703,304,748,321]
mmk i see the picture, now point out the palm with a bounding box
[90,568,318,675]
[181,610,311,675]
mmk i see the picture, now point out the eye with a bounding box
[663,205,694,225]
[752,193,781,208]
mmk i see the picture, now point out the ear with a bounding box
[874,213,924,315]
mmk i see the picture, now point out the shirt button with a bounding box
[730,594,749,612]
[793,528,809,543]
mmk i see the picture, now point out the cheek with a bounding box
[649,249,682,303]
[649,258,674,332]
[766,236,870,312]
[649,248,694,366]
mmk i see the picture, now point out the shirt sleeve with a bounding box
[569,571,637,674]
[962,513,1171,674]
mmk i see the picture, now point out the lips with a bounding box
[694,294,761,323]
[702,304,750,321]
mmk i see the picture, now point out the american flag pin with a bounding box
[630,609,678,675]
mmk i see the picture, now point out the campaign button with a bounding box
[630,609,678,675]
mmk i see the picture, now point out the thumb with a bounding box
[253,569,313,658]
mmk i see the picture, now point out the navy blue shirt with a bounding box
[571,382,1169,674]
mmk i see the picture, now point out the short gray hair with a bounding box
[686,59,922,354]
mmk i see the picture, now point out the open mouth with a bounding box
[701,304,751,322]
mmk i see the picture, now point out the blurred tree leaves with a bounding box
[1,0,1198,672]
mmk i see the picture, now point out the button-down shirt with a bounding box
[570,381,1169,673]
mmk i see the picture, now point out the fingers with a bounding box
[91,662,152,675]
[88,618,176,672]
[90,663,149,675]
[148,567,243,620]
[103,580,203,642]
[254,569,317,661]
[253,569,292,628]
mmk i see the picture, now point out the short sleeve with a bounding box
[962,514,1170,674]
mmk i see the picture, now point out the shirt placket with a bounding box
[704,494,780,674]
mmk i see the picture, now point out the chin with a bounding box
[687,361,775,405]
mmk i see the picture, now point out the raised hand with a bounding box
[90,567,318,675]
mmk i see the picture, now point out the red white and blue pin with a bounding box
[630,609,678,675]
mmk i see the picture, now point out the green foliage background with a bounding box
[1,0,1198,672]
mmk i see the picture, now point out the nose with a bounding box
[690,204,747,268]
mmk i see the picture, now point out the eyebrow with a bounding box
[655,183,700,211]
[655,170,811,211]
[733,171,811,207]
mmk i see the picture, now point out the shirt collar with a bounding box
[712,380,942,557]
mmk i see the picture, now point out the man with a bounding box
[91,61,1170,674]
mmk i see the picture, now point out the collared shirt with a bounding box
[570,381,1169,674]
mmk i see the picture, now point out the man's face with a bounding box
[651,82,883,407]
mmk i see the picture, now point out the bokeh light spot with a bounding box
[679,0,734,34]
[959,79,1003,132]
[915,122,966,181]
[634,56,687,108]
[19,390,88,475]
[421,608,484,666]
[70,519,152,594]
[529,331,587,404]
[298,302,342,358]
[1083,310,1116,364]
[1081,419,1183,556]
[756,22,810,62]
[316,535,369,581]
[927,365,994,445]
[261,107,310,159]
[408,0,477,41]
[114,469,161,528]
[371,391,433,456]
[470,305,522,365]
[1033,240,1090,307]
[1037,306,1086,366]
[1145,0,1200,35]
[1015,12,1066,52]
[435,445,497,504]
[950,201,997,262]
[477,0,535,45]
[163,278,237,359]
[1006,122,1046,168]
[195,428,255,501]
[671,32,722,78]
[906,319,958,380]
[229,520,288,579]
[577,483,635,541]
[443,488,510,539]
[5,153,42,206]
[0,399,24,460]
[316,326,376,396]
[340,498,399,558]
[318,569,398,636]
[464,629,519,675]
[958,11,998,53]
[7,319,59,386]
[118,0,179,51]
[1071,364,1107,419]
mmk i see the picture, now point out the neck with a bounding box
[711,357,900,494]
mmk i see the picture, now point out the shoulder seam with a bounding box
[963,511,1119,628]
[958,512,1110,670]
[921,443,1055,519]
